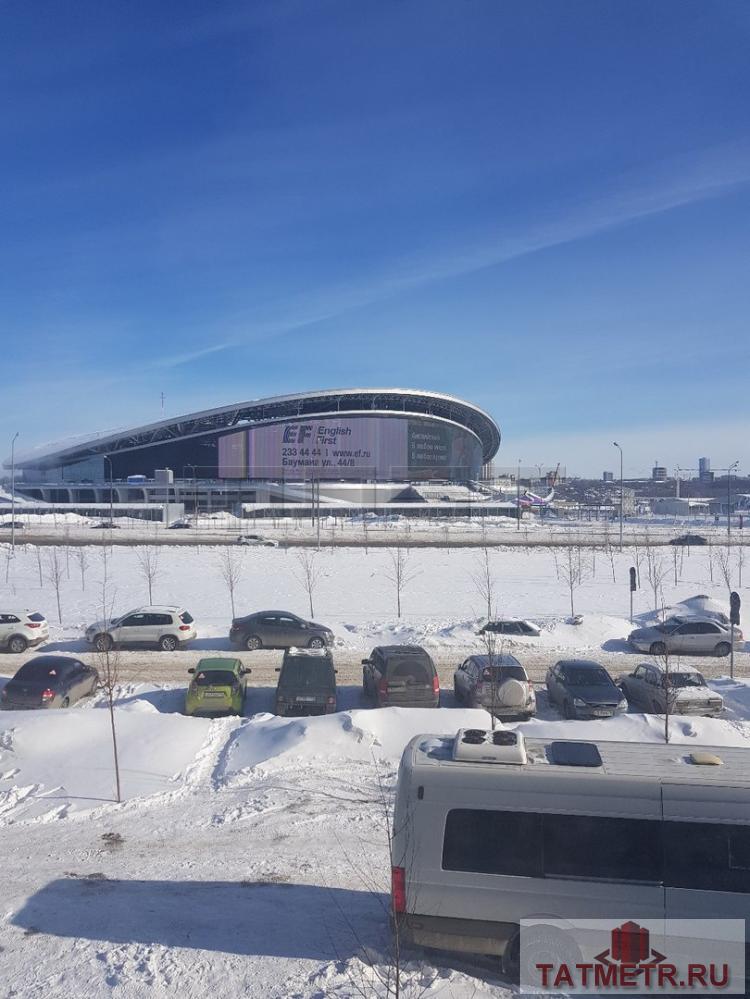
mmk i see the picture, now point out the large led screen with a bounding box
[218,416,482,481]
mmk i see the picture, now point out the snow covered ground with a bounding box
[0,542,748,996]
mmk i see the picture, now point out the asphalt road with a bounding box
[1,642,747,688]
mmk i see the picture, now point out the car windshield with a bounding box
[14,662,65,682]
[563,667,611,687]
[280,659,332,688]
[194,670,237,686]
[665,672,705,688]
[481,664,526,682]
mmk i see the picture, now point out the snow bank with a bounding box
[221,706,489,774]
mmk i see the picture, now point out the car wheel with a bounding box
[563,699,575,719]
[159,635,178,652]
[61,697,70,709]
[245,635,262,651]
[7,635,27,654]
[649,641,667,656]
[95,633,113,652]
[453,681,461,702]
[308,636,325,649]
[715,642,731,657]
[652,700,662,714]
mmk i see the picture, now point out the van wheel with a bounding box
[245,635,261,651]
[159,635,178,652]
[649,641,666,656]
[715,642,731,657]
[7,635,27,654]
[503,925,581,986]
[61,698,70,709]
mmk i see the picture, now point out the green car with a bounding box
[184,658,250,717]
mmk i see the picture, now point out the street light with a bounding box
[728,460,739,542]
[613,442,623,550]
[10,432,19,554]
[516,459,522,531]
[102,454,114,525]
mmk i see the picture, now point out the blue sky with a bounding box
[2,0,749,476]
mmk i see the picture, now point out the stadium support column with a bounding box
[103,454,114,525]
[10,432,19,555]
[613,442,623,551]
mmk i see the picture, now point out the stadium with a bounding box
[6,388,502,515]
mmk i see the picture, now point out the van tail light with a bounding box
[432,675,440,694]
[26,622,42,629]
[41,689,55,701]
[326,696,335,705]
[179,625,191,631]
[391,866,406,914]
[378,679,388,696]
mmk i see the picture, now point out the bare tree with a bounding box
[73,547,90,591]
[135,546,161,604]
[470,546,497,624]
[217,547,244,620]
[642,535,670,613]
[293,549,323,618]
[385,547,420,619]
[35,546,43,586]
[737,545,745,588]
[96,570,122,803]
[715,546,733,595]
[44,548,65,624]
[554,544,592,618]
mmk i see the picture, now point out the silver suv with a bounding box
[618,662,724,716]
[0,610,49,654]
[85,606,197,651]
[453,654,536,719]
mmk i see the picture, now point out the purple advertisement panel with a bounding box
[218,416,482,480]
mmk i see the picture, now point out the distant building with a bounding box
[698,456,714,483]
[652,464,668,482]
[603,471,614,482]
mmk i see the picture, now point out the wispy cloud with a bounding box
[147,342,235,369]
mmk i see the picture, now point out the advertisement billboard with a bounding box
[218,416,481,481]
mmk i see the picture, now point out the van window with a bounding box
[386,656,433,681]
[443,809,661,883]
[443,809,542,877]
[663,821,750,893]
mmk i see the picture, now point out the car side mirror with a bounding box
[361,659,370,665]
[241,668,251,676]
[274,667,281,673]
[334,669,338,674]
[187,668,195,674]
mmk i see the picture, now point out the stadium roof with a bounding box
[8,388,501,470]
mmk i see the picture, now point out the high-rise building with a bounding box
[603,471,614,482]
[652,464,668,482]
[698,456,713,483]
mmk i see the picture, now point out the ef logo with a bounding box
[283,424,312,444]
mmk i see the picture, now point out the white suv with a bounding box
[0,610,49,654]
[84,606,197,652]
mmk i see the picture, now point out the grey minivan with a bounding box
[275,648,337,717]
[362,645,440,708]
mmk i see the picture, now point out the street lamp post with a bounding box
[10,432,19,555]
[516,459,522,531]
[102,455,114,525]
[728,461,739,542]
[613,442,623,550]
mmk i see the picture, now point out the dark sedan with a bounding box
[1,655,99,710]
[545,659,627,719]
[229,611,334,652]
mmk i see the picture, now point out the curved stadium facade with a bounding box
[9,389,501,507]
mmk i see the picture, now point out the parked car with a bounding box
[628,617,743,657]
[89,520,120,529]
[84,606,197,651]
[617,662,724,716]
[0,610,49,653]
[362,645,439,708]
[453,654,536,719]
[167,520,192,530]
[275,648,337,716]
[1,655,99,710]
[479,619,541,637]
[0,520,25,530]
[669,534,708,546]
[184,658,250,717]
[237,535,278,547]
[229,611,333,651]
[545,658,626,719]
